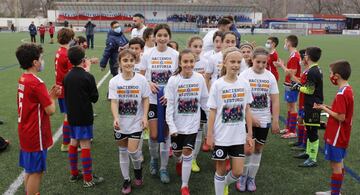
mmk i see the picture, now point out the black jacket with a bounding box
[64,67,98,126]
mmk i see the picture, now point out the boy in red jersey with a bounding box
[314,60,353,195]
[16,43,61,195]
[54,28,75,152]
[48,22,55,44]
[38,24,46,44]
[265,36,279,81]
[274,35,301,139]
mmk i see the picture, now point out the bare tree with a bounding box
[325,0,344,14]
[346,0,360,13]
[39,0,56,17]
[304,0,325,14]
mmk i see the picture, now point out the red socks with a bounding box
[68,145,79,176]
[331,173,344,195]
[62,121,70,145]
[81,148,93,182]
[289,113,298,134]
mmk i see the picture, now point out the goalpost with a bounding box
[269,22,309,36]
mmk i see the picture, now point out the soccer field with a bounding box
[0,32,359,195]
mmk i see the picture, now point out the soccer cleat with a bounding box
[298,158,317,168]
[293,152,309,159]
[281,132,297,139]
[61,144,69,152]
[176,161,182,176]
[225,159,231,172]
[69,173,83,183]
[181,186,190,195]
[247,177,256,192]
[169,148,173,158]
[279,128,289,134]
[83,174,104,188]
[315,190,341,195]
[133,168,143,187]
[291,145,306,151]
[224,185,229,195]
[191,160,200,172]
[159,169,170,184]
[150,158,158,176]
[121,179,132,194]
[201,139,210,152]
[235,175,247,192]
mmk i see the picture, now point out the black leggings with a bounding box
[306,126,318,142]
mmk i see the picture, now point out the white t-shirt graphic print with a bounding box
[240,68,279,128]
[108,73,151,134]
[207,77,253,146]
[165,72,209,135]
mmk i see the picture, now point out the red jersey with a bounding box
[55,47,73,98]
[298,68,309,110]
[38,26,46,35]
[324,85,354,148]
[285,51,301,84]
[266,50,279,81]
[49,25,55,35]
[17,73,53,152]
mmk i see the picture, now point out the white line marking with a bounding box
[3,71,111,195]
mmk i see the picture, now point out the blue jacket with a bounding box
[100,29,129,69]
[29,24,37,36]
[230,24,241,48]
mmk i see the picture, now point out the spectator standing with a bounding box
[84,19,96,49]
[38,24,46,44]
[29,21,37,43]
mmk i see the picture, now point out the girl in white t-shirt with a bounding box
[108,49,150,194]
[207,47,253,195]
[142,28,155,53]
[201,31,223,59]
[187,36,209,172]
[236,47,280,192]
[239,43,254,74]
[205,32,237,91]
[139,24,179,184]
[165,49,209,195]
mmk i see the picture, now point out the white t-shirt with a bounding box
[133,53,144,73]
[194,57,208,74]
[201,49,217,59]
[240,68,279,128]
[143,45,153,53]
[131,26,147,39]
[165,72,209,135]
[207,77,253,146]
[108,73,151,134]
[139,47,179,104]
[205,51,223,86]
[202,29,218,53]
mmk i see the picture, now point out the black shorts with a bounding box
[171,133,197,152]
[253,127,270,145]
[148,104,167,120]
[114,131,142,141]
[212,144,245,160]
[200,108,207,124]
[304,109,321,126]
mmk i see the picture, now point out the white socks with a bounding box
[148,138,159,160]
[242,154,251,177]
[160,135,170,170]
[225,171,238,185]
[129,149,142,170]
[214,173,225,195]
[248,153,262,179]
[193,130,202,160]
[119,146,130,180]
[181,154,193,188]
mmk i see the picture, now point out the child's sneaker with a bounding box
[247,177,256,192]
[298,158,317,167]
[60,144,69,152]
[133,168,143,187]
[201,139,210,152]
[83,175,104,188]
[191,160,200,172]
[150,158,158,176]
[279,128,289,134]
[176,161,182,176]
[235,175,247,192]
[224,185,229,195]
[121,179,131,194]
[181,186,190,195]
[69,173,83,183]
[159,169,170,184]
[281,132,297,139]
